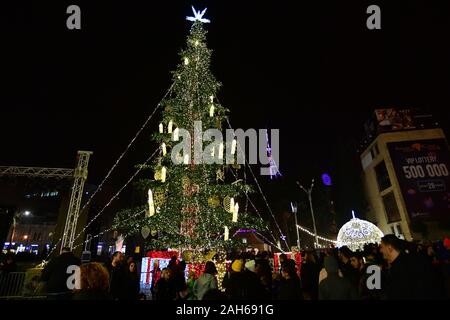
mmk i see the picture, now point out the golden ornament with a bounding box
[208,196,220,208]
[204,250,217,262]
[153,190,165,207]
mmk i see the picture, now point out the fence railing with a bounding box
[0,272,26,297]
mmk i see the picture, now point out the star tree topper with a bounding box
[186,6,211,23]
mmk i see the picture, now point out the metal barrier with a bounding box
[0,272,26,297]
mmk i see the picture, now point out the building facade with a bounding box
[360,109,450,241]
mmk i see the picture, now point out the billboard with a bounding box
[387,139,450,221]
[375,109,415,132]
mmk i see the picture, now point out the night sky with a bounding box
[2,1,450,225]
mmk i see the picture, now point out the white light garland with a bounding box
[161,166,167,183]
[161,143,167,156]
[297,224,337,244]
[159,123,164,133]
[209,104,215,117]
[168,120,173,134]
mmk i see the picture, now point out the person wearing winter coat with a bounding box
[154,268,177,300]
[277,262,303,300]
[193,261,218,300]
[319,256,358,300]
[41,247,81,299]
[124,260,140,300]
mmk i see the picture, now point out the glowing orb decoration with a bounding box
[322,173,332,186]
[336,211,384,251]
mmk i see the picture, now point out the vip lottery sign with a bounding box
[388,139,450,221]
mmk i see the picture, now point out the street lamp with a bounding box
[290,202,301,250]
[9,210,32,251]
[296,179,319,248]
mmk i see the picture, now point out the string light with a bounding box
[296,224,337,244]
[228,165,281,249]
[44,84,175,260]
[71,148,159,248]
[161,143,167,156]
[209,105,215,117]
[224,116,290,251]
[159,123,164,133]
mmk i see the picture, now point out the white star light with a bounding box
[186,6,211,23]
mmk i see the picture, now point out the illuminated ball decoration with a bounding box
[336,211,384,252]
[322,173,332,186]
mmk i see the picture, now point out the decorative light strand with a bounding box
[224,115,290,251]
[254,231,285,253]
[71,148,160,247]
[296,224,337,244]
[228,167,281,248]
[71,210,145,251]
[45,84,175,261]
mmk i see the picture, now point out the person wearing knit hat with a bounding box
[231,259,243,273]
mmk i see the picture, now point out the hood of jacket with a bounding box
[197,273,215,286]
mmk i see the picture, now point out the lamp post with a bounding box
[9,210,31,251]
[296,179,319,248]
[291,202,301,250]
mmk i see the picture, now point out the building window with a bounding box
[375,160,391,192]
[382,191,401,223]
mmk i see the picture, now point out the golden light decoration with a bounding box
[182,250,193,262]
[216,169,225,182]
[223,196,231,212]
[154,166,163,181]
[204,250,216,261]
[208,196,220,208]
[141,226,150,239]
[153,190,166,207]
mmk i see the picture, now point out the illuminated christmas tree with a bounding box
[113,7,263,259]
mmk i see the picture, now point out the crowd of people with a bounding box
[2,234,449,300]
